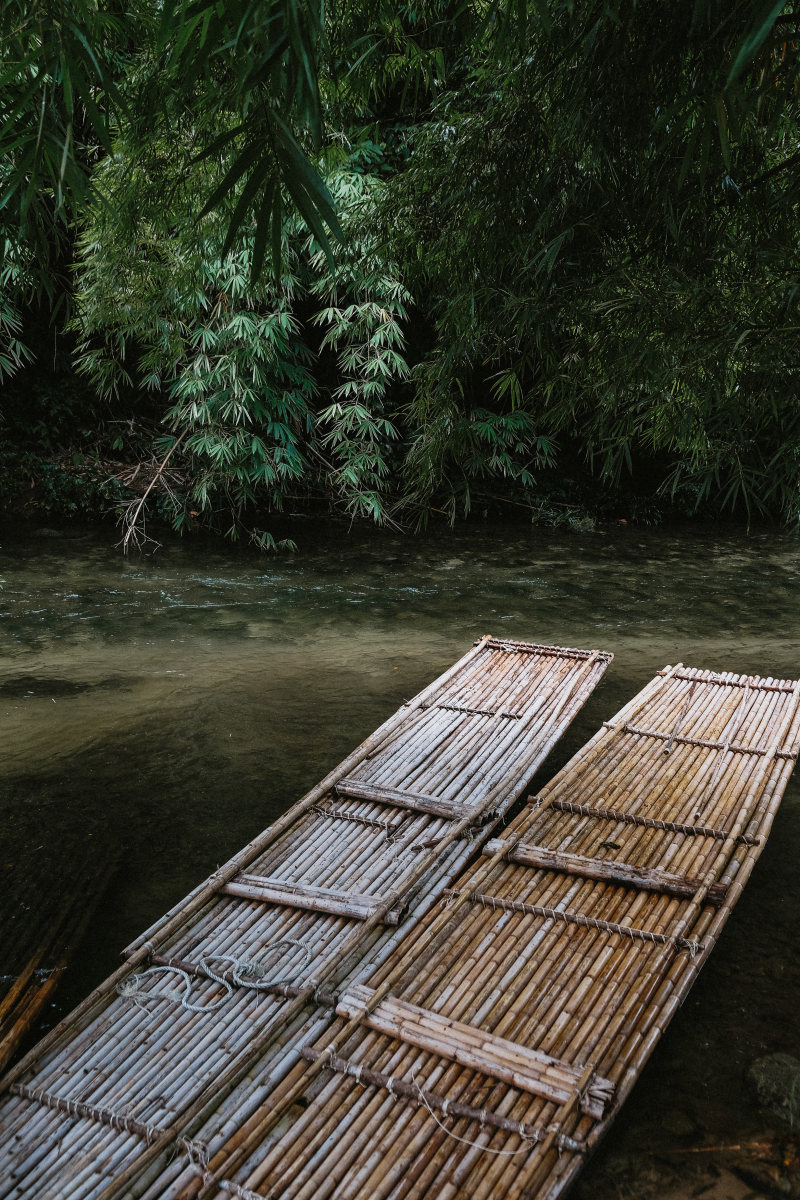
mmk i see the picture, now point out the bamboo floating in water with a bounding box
[0,952,66,1076]
[0,854,117,1078]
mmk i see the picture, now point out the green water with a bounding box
[2,516,799,1196]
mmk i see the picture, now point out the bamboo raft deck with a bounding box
[0,636,611,1199]
[137,662,800,1200]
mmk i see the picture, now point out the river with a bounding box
[2,516,799,1198]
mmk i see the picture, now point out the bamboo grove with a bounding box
[1,2,799,541]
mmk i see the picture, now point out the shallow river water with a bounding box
[2,516,800,1198]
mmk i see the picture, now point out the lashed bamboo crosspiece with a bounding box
[0,636,612,1200]
[179,665,800,1200]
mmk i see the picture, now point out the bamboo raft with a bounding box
[121,661,800,1200]
[0,636,611,1199]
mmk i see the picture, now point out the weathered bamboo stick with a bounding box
[334,780,470,820]
[221,876,404,925]
[483,838,728,904]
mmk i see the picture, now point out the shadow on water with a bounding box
[2,515,800,1195]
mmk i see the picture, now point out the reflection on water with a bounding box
[2,516,799,1194]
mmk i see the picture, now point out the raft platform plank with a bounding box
[222,875,405,924]
[177,664,800,1200]
[334,779,470,820]
[0,635,611,1200]
[483,838,729,904]
[334,983,614,1119]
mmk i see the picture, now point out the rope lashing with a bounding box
[312,802,400,840]
[448,889,704,953]
[183,1139,266,1200]
[304,1047,586,1154]
[117,939,312,1013]
[547,799,761,845]
[409,1067,549,1157]
[13,1083,164,1144]
[606,720,768,756]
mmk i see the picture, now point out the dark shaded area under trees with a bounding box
[1,1,799,546]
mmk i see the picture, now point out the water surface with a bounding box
[2,516,799,1196]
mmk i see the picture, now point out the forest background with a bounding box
[1,0,799,548]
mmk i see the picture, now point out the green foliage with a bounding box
[72,135,410,539]
[0,286,31,381]
[0,453,128,517]
[3,0,800,538]
[0,0,338,293]
[401,389,556,525]
[0,1,123,292]
[383,0,800,523]
[309,170,411,520]
[0,231,38,379]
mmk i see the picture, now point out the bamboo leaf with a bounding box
[198,140,268,219]
[193,123,247,163]
[272,115,341,236]
[221,168,268,257]
[713,90,731,171]
[251,178,277,283]
[727,1,786,86]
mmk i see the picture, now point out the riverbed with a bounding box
[2,516,799,1197]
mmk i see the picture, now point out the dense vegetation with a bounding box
[1,1,799,544]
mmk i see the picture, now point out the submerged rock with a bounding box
[746,1054,800,1129]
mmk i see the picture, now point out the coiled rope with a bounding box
[117,939,312,1013]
